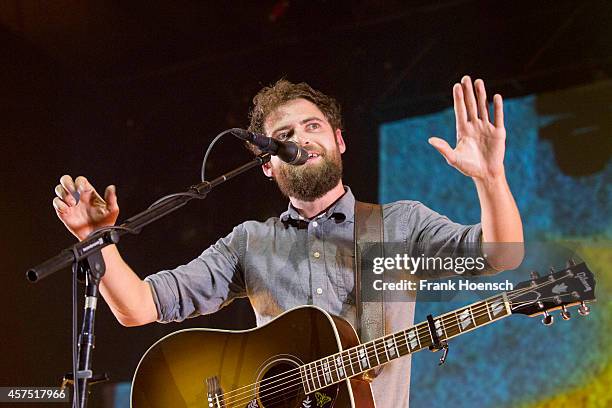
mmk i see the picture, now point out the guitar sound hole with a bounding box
[258,359,303,407]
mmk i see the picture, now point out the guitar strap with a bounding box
[354,201,385,379]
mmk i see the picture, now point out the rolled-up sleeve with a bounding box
[397,201,494,276]
[407,202,482,247]
[144,224,247,323]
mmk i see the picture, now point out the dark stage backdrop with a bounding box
[0,25,380,407]
[1,2,611,407]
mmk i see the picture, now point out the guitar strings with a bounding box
[221,281,566,407]
[221,299,501,407]
[221,281,570,407]
[222,279,550,404]
[220,278,575,406]
[221,303,497,407]
[222,293,563,408]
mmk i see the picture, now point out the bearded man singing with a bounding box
[53,77,523,407]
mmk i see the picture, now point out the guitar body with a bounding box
[131,306,375,408]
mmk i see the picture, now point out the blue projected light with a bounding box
[380,95,611,239]
[379,89,611,408]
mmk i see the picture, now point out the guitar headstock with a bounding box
[508,261,596,325]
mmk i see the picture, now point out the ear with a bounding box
[262,162,274,178]
[335,129,346,154]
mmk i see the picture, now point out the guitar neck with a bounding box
[300,293,512,394]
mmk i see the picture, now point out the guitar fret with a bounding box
[489,296,506,318]
[314,360,322,390]
[393,334,400,357]
[385,335,398,359]
[373,340,382,365]
[419,324,427,347]
[318,359,326,387]
[456,308,470,332]
[444,311,461,338]
[328,356,337,383]
[398,331,411,355]
[405,327,420,351]
[485,299,493,321]
[351,348,360,376]
[420,323,433,348]
[346,349,357,376]
[322,359,331,385]
[468,306,476,325]
[471,301,491,326]
[381,337,390,361]
[334,354,346,379]
[358,345,370,370]
[300,365,310,394]
[472,300,495,326]
[309,363,316,391]
[369,342,378,368]
[305,363,311,392]
[382,337,391,361]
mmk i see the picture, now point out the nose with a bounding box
[291,129,311,146]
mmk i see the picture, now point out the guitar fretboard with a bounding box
[299,293,512,394]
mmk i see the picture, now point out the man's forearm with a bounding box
[98,245,158,326]
[474,173,524,270]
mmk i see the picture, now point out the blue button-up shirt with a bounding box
[145,187,484,407]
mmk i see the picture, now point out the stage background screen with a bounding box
[379,81,611,408]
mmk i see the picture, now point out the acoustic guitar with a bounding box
[131,262,596,407]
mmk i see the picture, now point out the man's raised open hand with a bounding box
[429,76,506,181]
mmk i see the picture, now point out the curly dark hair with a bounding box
[246,79,342,154]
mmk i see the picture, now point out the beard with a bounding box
[274,145,343,202]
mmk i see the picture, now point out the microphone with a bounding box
[231,128,309,165]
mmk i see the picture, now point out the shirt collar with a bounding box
[280,186,355,225]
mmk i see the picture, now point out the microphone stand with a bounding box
[27,153,271,408]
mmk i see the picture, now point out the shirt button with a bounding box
[312,221,318,227]
[313,251,321,259]
[316,287,323,295]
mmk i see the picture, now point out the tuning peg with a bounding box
[541,311,554,326]
[566,258,576,267]
[578,302,590,316]
[560,306,571,320]
[530,271,540,280]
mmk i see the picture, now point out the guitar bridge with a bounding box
[205,376,226,408]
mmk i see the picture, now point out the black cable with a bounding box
[147,192,204,209]
[201,128,244,182]
[142,128,244,210]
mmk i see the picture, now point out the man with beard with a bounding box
[52,77,523,407]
